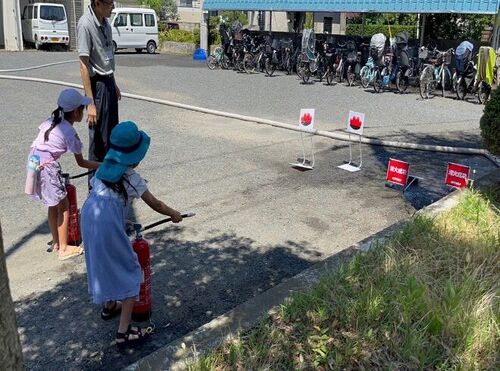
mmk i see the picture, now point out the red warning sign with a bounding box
[386,159,409,186]
[445,162,470,189]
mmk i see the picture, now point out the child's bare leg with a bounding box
[118,298,135,334]
[116,298,148,342]
[48,206,59,250]
[57,197,81,257]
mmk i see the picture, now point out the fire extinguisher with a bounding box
[131,212,195,322]
[132,226,152,322]
[62,173,81,246]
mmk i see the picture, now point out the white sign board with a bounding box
[299,108,315,131]
[347,111,365,136]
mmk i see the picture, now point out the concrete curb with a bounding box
[124,168,499,371]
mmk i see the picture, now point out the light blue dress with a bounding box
[81,169,147,304]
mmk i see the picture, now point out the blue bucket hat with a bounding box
[96,121,150,182]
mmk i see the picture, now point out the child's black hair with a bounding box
[44,106,64,142]
[101,172,138,205]
[102,177,129,204]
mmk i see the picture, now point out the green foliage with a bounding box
[425,14,494,41]
[141,0,178,22]
[346,24,417,38]
[304,12,314,29]
[208,11,247,45]
[190,188,500,370]
[480,87,500,155]
[161,29,197,44]
[347,13,418,26]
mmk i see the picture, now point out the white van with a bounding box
[109,8,159,54]
[21,3,70,50]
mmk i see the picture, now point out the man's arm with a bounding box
[79,56,97,126]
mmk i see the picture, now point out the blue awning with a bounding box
[203,0,500,14]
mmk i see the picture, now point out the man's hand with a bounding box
[116,85,121,101]
[87,103,97,126]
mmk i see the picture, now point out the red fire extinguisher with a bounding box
[131,212,195,322]
[132,227,152,322]
[62,173,81,246]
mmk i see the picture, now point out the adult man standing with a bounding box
[77,0,121,165]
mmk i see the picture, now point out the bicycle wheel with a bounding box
[206,55,217,70]
[296,55,304,77]
[285,57,293,75]
[302,67,311,83]
[373,69,383,93]
[325,68,334,85]
[396,70,409,93]
[337,61,344,83]
[265,58,276,76]
[346,65,355,86]
[456,77,467,100]
[419,66,434,99]
[441,68,446,97]
[243,54,256,74]
[360,66,370,88]
[478,82,491,104]
[221,55,230,70]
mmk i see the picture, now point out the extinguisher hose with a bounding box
[69,170,94,180]
[140,212,196,233]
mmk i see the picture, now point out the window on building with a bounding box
[179,0,193,7]
[114,13,127,27]
[130,13,143,27]
[145,14,155,27]
[323,17,333,34]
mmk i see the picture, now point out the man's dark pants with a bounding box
[88,74,118,187]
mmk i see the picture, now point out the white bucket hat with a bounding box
[57,89,92,112]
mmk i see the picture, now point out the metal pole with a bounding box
[492,9,500,50]
[269,11,272,34]
[419,14,426,47]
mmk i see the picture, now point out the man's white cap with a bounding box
[57,89,92,112]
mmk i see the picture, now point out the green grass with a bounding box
[189,188,500,370]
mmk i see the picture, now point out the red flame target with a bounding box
[349,116,363,130]
[301,113,313,126]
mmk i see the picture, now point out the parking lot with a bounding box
[0,50,495,369]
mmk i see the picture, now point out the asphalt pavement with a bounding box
[0,50,495,370]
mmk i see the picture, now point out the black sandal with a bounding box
[115,325,151,347]
[101,301,122,321]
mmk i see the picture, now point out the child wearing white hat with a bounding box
[25,88,100,260]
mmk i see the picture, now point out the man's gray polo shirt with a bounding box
[77,5,115,77]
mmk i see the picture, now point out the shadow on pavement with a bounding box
[15,225,321,370]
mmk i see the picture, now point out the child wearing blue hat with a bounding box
[80,121,183,346]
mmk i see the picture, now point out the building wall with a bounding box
[313,12,346,34]
[247,11,291,32]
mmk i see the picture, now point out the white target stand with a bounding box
[290,108,316,170]
[338,111,365,173]
[338,133,362,172]
[290,131,315,170]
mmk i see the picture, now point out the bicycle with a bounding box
[419,48,454,99]
[206,46,230,70]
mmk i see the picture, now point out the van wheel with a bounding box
[146,41,156,54]
[112,41,117,54]
[135,48,142,53]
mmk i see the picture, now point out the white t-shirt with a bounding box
[91,168,148,201]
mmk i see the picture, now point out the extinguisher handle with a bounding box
[138,212,196,233]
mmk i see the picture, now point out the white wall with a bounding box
[2,0,23,50]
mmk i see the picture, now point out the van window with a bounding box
[27,6,33,19]
[145,14,155,27]
[130,14,143,27]
[33,6,38,19]
[114,13,128,27]
[40,5,65,21]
